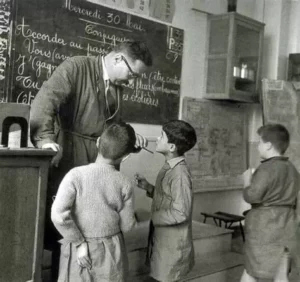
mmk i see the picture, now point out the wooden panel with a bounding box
[0,149,54,282]
[0,167,38,282]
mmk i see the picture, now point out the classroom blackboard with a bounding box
[9,0,183,124]
[262,79,300,171]
[182,97,247,192]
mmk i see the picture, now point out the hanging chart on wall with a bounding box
[182,97,247,192]
[262,78,300,171]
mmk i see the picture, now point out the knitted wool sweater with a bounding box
[51,162,137,245]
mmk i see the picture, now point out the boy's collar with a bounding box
[167,156,185,168]
[261,156,288,163]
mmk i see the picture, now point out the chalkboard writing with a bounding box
[262,79,300,171]
[182,97,247,192]
[0,0,11,102]
[9,0,183,124]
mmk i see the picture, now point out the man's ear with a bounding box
[169,143,177,153]
[265,141,272,151]
[114,53,122,65]
[96,137,101,149]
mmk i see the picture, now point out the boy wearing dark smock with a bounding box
[241,124,300,282]
[136,120,197,282]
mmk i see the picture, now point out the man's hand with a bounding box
[41,143,63,167]
[135,173,151,191]
[76,242,92,269]
[134,133,148,151]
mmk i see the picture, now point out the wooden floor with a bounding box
[42,225,299,282]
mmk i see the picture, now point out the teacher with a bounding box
[30,40,153,280]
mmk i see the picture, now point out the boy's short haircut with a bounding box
[257,123,290,154]
[163,120,197,156]
[99,122,136,160]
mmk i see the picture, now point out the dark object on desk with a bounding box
[201,211,245,242]
[0,103,30,147]
[288,53,300,81]
[1,117,28,147]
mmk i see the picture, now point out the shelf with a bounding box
[234,77,255,83]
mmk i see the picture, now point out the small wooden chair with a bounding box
[201,211,245,241]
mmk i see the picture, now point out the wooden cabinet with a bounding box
[204,12,264,102]
[0,149,55,282]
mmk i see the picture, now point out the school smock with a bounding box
[147,156,195,282]
[243,156,300,279]
[51,162,137,282]
[30,55,122,197]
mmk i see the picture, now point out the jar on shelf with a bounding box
[241,64,248,79]
[233,66,241,77]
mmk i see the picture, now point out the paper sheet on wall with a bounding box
[0,0,11,102]
[149,0,175,23]
[182,97,247,192]
[262,78,300,171]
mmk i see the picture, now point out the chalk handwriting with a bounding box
[16,17,68,46]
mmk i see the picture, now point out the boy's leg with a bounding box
[273,247,291,282]
[240,269,258,282]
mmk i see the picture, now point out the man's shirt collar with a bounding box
[102,56,110,82]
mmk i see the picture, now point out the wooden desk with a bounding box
[0,149,55,282]
[201,211,245,241]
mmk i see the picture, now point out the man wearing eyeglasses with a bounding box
[30,40,152,281]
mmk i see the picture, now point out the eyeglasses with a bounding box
[121,55,140,79]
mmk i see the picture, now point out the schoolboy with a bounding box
[136,120,197,282]
[51,122,138,282]
[241,124,300,282]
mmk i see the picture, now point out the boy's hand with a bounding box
[135,174,150,191]
[76,242,92,269]
[243,168,255,188]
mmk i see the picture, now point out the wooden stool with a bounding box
[201,211,245,241]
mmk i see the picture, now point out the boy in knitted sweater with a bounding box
[136,120,197,282]
[51,122,138,282]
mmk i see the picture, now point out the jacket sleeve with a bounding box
[119,181,138,233]
[152,174,193,226]
[30,58,77,148]
[243,166,271,203]
[51,170,85,246]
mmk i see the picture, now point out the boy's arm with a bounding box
[243,167,270,203]
[51,171,85,246]
[119,182,138,233]
[135,173,155,198]
[152,174,192,226]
